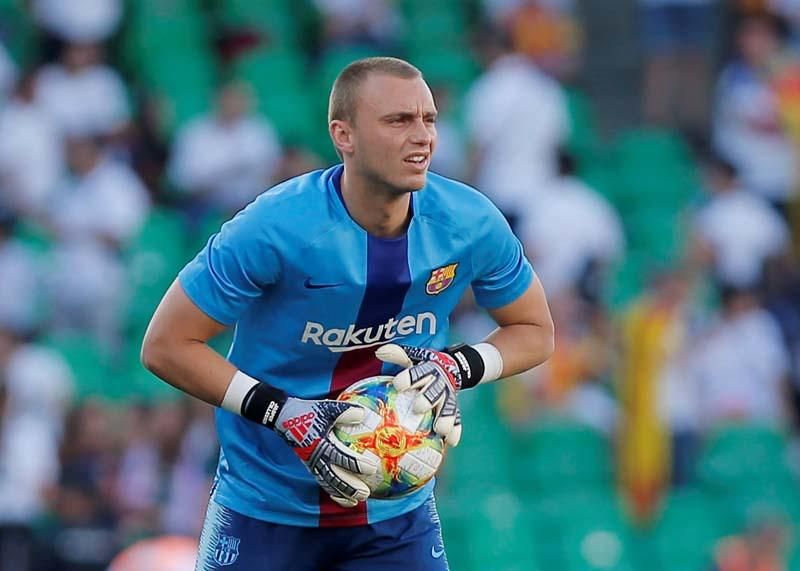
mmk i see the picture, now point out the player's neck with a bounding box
[340,170,411,239]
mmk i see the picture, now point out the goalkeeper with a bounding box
[142,57,554,571]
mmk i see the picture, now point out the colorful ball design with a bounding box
[334,375,446,499]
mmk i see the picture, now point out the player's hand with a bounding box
[274,398,379,507]
[375,344,463,447]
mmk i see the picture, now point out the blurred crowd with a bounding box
[0,0,799,569]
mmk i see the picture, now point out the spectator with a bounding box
[464,38,569,229]
[34,41,130,138]
[691,154,790,289]
[0,318,73,571]
[49,135,150,247]
[313,0,402,49]
[690,283,791,426]
[35,466,119,571]
[32,0,123,44]
[0,213,40,336]
[168,80,282,216]
[639,0,719,139]
[713,13,798,208]
[0,73,64,218]
[520,149,625,299]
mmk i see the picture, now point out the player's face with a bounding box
[350,74,437,193]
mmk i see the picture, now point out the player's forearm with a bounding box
[141,336,237,407]
[484,322,555,378]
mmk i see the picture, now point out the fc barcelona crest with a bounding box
[214,534,240,566]
[426,263,458,295]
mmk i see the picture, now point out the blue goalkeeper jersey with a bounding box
[178,164,534,528]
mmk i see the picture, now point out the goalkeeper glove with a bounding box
[224,372,379,508]
[375,343,503,447]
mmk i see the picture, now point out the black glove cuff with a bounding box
[445,343,485,390]
[241,382,288,429]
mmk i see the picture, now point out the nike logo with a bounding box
[304,278,342,289]
[431,546,445,559]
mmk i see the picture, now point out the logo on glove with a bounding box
[282,411,316,441]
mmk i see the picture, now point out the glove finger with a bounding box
[334,404,367,426]
[327,433,379,475]
[446,422,463,447]
[412,375,447,414]
[330,495,358,508]
[330,464,371,502]
[375,344,414,368]
[432,392,458,437]
[397,361,441,394]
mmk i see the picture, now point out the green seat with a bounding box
[405,8,468,49]
[652,489,723,571]
[566,89,601,163]
[234,49,306,89]
[123,208,189,338]
[612,128,699,212]
[460,490,540,571]
[410,49,480,93]
[0,0,37,67]
[511,420,613,493]
[623,208,685,262]
[719,483,800,535]
[43,334,113,400]
[532,490,635,571]
[440,388,514,490]
[696,424,795,493]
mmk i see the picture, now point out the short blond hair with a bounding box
[328,57,422,124]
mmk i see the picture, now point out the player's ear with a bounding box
[329,119,354,156]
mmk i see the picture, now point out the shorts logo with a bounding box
[426,263,458,295]
[214,534,240,566]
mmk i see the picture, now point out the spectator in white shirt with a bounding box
[49,136,150,247]
[520,149,625,299]
[46,136,149,344]
[32,0,122,43]
[464,47,569,229]
[713,14,798,207]
[690,283,791,427]
[168,80,283,215]
[0,214,40,338]
[0,316,73,570]
[0,74,64,218]
[692,154,790,290]
[34,42,130,138]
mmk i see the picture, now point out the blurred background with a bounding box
[0,0,799,569]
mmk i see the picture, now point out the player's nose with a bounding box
[409,117,433,146]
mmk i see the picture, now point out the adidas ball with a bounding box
[334,375,446,499]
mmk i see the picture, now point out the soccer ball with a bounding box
[334,375,446,499]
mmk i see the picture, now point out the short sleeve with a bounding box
[178,203,280,325]
[471,204,534,309]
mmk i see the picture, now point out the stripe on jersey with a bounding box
[320,231,412,527]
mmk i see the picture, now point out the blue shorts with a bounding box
[195,496,450,570]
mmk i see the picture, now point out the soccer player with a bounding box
[141,57,554,570]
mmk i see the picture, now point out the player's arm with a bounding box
[141,280,238,406]
[482,274,554,378]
